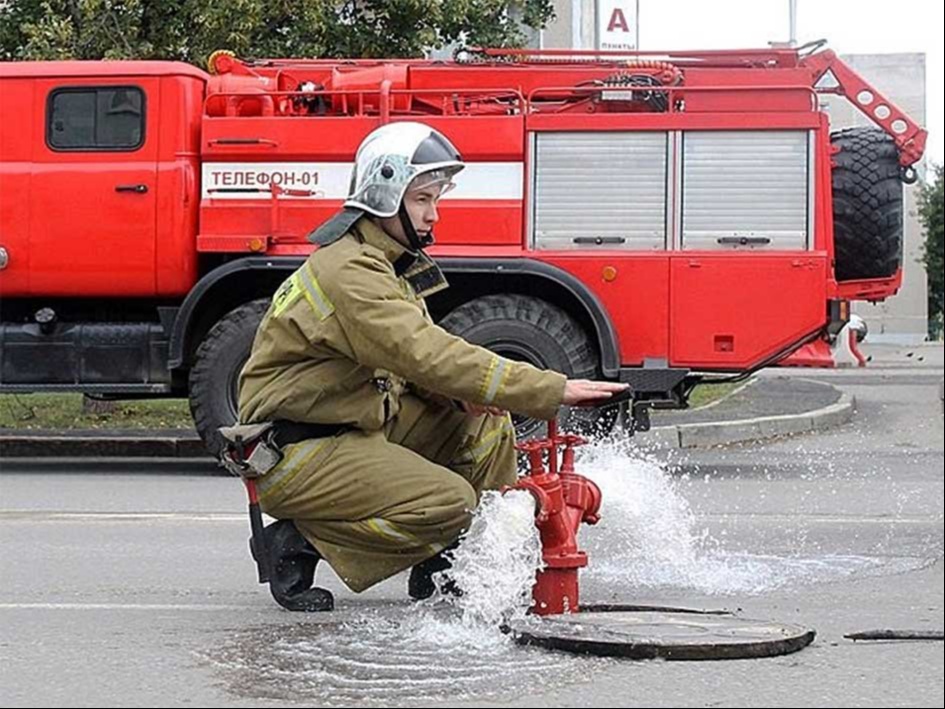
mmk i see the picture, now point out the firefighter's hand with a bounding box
[461,401,507,417]
[562,380,630,407]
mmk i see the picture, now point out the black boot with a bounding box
[253,519,334,612]
[408,543,461,600]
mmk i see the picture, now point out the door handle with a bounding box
[115,184,148,194]
[717,236,771,246]
[207,138,279,147]
[572,236,627,245]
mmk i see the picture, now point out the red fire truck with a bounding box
[0,42,927,452]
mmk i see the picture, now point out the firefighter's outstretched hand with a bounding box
[562,380,630,407]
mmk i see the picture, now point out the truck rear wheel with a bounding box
[439,294,618,438]
[831,127,904,281]
[189,299,269,457]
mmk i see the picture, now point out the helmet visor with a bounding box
[407,166,463,197]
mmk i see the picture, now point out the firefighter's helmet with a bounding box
[344,122,465,218]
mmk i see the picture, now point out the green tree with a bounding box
[1,0,555,64]
[918,164,944,339]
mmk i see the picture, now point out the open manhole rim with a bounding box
[509,603,816,661]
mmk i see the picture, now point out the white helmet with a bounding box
[345,122,465,218]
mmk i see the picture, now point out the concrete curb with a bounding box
[639,391,856,449]
[0,433,207,459]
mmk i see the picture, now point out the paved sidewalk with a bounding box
[642,376,853,449]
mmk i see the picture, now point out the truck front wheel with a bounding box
[188,299,268,457]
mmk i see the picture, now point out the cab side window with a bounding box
[47,86,145,151]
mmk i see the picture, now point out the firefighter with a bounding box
[237,122,627,611]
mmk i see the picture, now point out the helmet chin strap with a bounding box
[398,202,434,251]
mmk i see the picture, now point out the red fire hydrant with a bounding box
[507,419,601,615]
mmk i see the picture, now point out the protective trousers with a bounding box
[257,395,517,592]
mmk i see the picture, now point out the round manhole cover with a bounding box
[509,605,815,660]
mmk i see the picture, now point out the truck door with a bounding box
[0,76,33,296]
[29,79,159,296]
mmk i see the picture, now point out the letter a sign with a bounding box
[598,0,639,51]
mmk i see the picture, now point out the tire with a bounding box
[189,299,269,457]
[439,294,618,438]
[831,127,903,281]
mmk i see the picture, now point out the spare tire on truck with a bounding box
[831,127,904,281]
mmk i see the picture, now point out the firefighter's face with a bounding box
[379,183,443,246]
